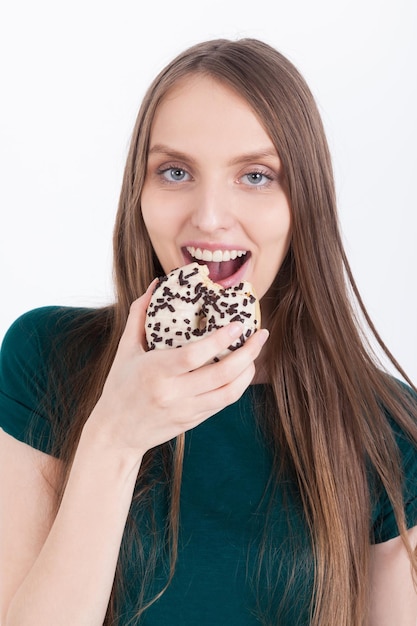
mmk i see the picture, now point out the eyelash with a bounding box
[155,164,191,184]
[155,164,276,188]
[241,168,275,188]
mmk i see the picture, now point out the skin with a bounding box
[369,526,417,625]
[0,83,273,622]
[141,75,292,327]
[0,74,416,626]
[1,290,268,625]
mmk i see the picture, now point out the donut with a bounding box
[145,262,260,362]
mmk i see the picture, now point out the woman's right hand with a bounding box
[86,282,269,460]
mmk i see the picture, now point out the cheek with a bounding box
[141,207,157,235]
[141,186,186,234]
[141,192,164,241]
[259,208,292,249]
[256,213,292,280]
[275,204,292,248]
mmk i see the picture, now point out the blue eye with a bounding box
[160,167,191,182]
[242,171,273,186]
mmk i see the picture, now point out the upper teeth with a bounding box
[186,246,247,262]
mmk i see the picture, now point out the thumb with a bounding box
[121,278,159,351]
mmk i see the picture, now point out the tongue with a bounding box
[203,259,240,283]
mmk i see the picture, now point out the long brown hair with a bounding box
[49,39,417,625]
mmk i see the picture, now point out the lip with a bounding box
[182,241,249,253]
[181,244,251,288]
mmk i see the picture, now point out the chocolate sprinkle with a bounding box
[145,262,259,362]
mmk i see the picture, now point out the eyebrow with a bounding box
[147,143,280,167]
[228,147,280,166]
[148,144,198,166]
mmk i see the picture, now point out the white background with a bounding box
[0,0,416,382]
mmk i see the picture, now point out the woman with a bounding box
[1,38,417,626]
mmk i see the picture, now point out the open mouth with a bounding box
[182,246,250,286]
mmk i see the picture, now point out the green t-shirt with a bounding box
[1,307,417,625]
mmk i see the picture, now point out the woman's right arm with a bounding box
[0,425,141,626]
[1,289,268,626]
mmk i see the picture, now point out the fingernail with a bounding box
[146,278,159,293]
[257,329,269,346]
[228,322,244,339]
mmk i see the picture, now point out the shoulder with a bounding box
[384,379,417,458]
[0,306,94,375]
[371,378,417,543]
[2,305,93,344]
[0,306,107,455]
[1,304,118,378]
[1,305,112,356]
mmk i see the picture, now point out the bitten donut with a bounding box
[145,262,260,361]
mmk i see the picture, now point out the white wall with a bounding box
[0,0,416,382]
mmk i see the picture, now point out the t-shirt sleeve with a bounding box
[371,384,417,543]
[0,307,64,455]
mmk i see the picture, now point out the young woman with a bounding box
[1,38,417,626]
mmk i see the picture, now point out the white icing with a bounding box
[145,262,260,361]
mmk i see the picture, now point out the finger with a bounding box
[185,328,269,396]
[120,279,159,350]
[180,359,259,428]
[146,358,256,439]
[161,321,246,375]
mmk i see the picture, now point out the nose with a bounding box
[190,181,235,233]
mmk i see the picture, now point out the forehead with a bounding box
[148,74,275,154]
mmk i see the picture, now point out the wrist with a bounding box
[80,410,145,481]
